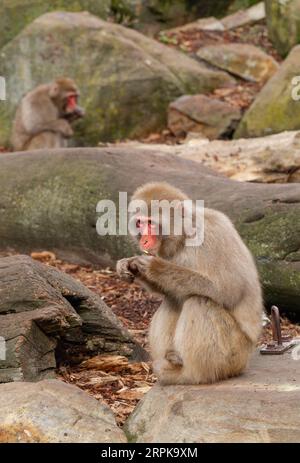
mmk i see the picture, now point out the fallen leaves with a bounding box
[59,354,155,425]
[30,250,57,262]
[158,21,281,61]
[81,355,130,371]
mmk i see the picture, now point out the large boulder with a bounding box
[0,11,234,148]
[0,0,111,50]
[265,0,300,57]
[0,147,299,313]
[0,379,126,443]
[118,0,242,35]
[0,255,146,383]
[197,43,278,83]
[235,45,300,138]
[125,350,300,443]
[168,94,241,139]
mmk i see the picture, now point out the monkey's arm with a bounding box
[135,256,223,306]
[24,119,73,137]
[22,97,73,137]
[116,257,166,295]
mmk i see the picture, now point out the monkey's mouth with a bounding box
[139,234,157,252]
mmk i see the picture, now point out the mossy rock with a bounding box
[0,0,111,50]
[111,1,239,34]
[0,147,299,313]
[235,45,300,138]
[265,0,300,57]
[0,11,234,147]
[228,0,261,13]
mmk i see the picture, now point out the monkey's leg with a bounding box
[149,300,180,367]
[26,132,66,150]
[158,297,251,385]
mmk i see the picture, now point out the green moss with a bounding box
[235,207,300,309]
[0,0,111,49]
[265,0,300,57]
[235,44,300,138]
[122,428,138,443]
[123,416,146,443]
[0,153,137,264]
[258,261,300,309]
[237,209,300,260]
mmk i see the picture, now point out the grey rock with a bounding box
[168,94,241,139]
[221,2,265,30]
[0,379,126,443]
[125,349,300,443]
[265,0,300,57]
[235,45,300,138]
[197,43,278,83]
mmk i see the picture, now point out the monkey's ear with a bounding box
[49,83,59,98]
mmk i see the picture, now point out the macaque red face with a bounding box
[64,93,78,114]
[49,78,85,120]
[135,216,159,254]
[63,92,85,121]
[66,94,78,111]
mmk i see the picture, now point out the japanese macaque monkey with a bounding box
[11,77,85,151]
[117,182,263,385]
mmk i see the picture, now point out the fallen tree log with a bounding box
[0,148,299,312]
[0,255,147,382]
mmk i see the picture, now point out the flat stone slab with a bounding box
[125,349,300,443]
[0,379,126,443]
[168,94,241,139]
[197,43,278,83]
[221,2,265,30]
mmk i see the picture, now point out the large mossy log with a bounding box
[0,148,299,312]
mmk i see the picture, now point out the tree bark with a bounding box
[0,255,147,382]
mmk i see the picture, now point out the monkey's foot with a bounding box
[165,350,183,367]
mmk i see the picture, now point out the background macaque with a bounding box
[117,182,263,385]
[11,77,85,151]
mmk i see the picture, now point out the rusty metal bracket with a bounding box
[260,306,297,355]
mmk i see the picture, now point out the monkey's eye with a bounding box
[136,219,141,228]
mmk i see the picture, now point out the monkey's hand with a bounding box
[123,255,166,295]
[116,257,138,283]
[55,119,74,137]
[130,255,153,277]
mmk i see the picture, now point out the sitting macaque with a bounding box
[11,77,85,151]
[117,182,263,385]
